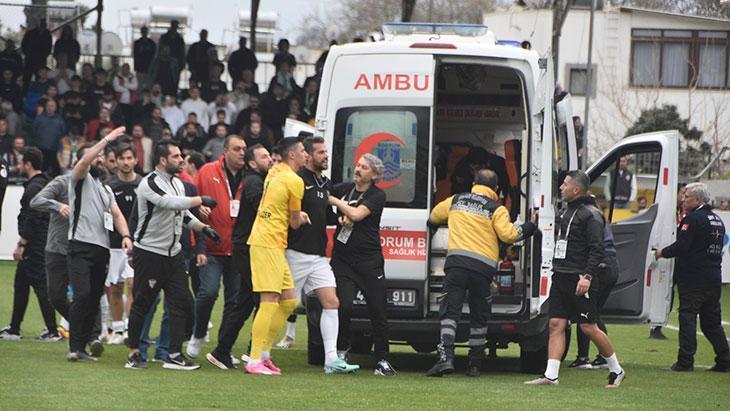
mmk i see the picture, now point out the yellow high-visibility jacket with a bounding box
[430,185,533,267]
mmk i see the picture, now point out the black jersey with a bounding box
[288,168,335,256]
[106,174,142,248]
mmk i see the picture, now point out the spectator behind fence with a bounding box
[228,80,249,115]
[181,86,209,128]
[80,63,94,92]
[133,26,156,92]
[1,69,23,113]
[259,83,288,142]
[33,99,65,175]
[201,63,227,103]
[57,125,86,172]
[162,95,186,136]
[201,124,228,161]
[150,45,180,98]
[143,106,170,143]
[113,63,138,107]
[132,89,155,125]
[228,37,258,84]
[85,106,115,142]
[0,40,23,82]
[4,136,24,180]
[272,38,296,71]
[206,94,235,126]
[49,53,73,95]
[187,29,215,84]
[207,110,232,138]
[176,114,207,154]
[0,117,13,154]
[234,94,259,133]
[159,20,186,76]
[53,26,80,72]
[21,18,52,90]
[1,101,23,137]
[129,123,153,174]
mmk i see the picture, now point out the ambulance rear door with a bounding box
[587,130,679,324]
[322,51,435,318]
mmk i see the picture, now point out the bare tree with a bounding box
[402,0,417,22]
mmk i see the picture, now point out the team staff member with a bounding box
[426,169,537,377]
[125,141,220,371]
[328,153,396,377]
[207,144,272,369]
[245,137,310,376]
[104,144,142,344]
[66,127,133,362]
[525,171,625,387]
[655,182,730,372]
[187,135,246,358]
[286,137,359,374]
[0,148,58,341]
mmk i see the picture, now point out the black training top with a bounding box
[232,169,266,248]
[331,182,386,259]
[106,174,142,248]
[288,168,336,256]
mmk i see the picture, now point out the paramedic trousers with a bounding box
[332,252,389,361]
[676,286,730,368]
[439,265,494,362]
[127,248,194,354]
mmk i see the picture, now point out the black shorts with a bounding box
[548,273,599,323]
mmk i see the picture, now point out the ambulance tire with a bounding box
[409,341,438,354]
[349,332,373,355]
[519,345,548,374]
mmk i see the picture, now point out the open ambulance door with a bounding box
[587,130,679,324]
[284,118,317,137]
[555,95,579,171]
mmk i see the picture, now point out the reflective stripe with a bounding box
[441,319,457,328]
[470,327,487,335]
[446,249,497,268]
[441,328,456,337]
[469,338,485,346]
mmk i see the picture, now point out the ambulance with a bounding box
[300,22,679,372]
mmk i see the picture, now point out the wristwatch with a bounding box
[583,274,593,281]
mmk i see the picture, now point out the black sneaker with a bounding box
[206,351,235,370]
[37,329,63,342]
[706,363,730,372]
[606,370,625,388]
[568,357,592,369]
[590,355,608,369]
[466,361,481,378]
[649,327,668,340]
[88,338,104,357]
[125,352,148,370]
[67,351,97,362]
[163,353,201,371]
[426,357,454,377]
[374,360,397,376]
[667,362,693,372]
[0,326,21,340]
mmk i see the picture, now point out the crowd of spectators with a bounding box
[0,18,327,181]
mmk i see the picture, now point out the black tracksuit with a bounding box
[10,173,56,332]
[661,204,729,368]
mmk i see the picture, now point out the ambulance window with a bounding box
[332,107,429,208]
[552,123,570,200]
[588,143,662,223]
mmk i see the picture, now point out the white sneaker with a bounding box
[524,376,559,385]
[107,332,125,345]
[186,336,204,358]
[231,355,241,366]
[275,336,295,349]
[240,353,251,363]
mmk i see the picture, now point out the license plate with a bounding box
[353,289,416,307]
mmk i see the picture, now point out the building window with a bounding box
[631,29,730,89]
[566,64,597,97]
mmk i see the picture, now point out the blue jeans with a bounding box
[193,255,239,338]
[139,293,170,361]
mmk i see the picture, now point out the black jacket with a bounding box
[133,37,156,73]
[232,169,266,248]
[18,172,50,247]
[661,204,725,289]
[552,195,605,278]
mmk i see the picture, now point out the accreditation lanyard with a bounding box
[555,208,579,260]
[94,179,114,232]
[223,163,240,218]
[336,186,366,244]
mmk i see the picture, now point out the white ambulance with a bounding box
[302,22,679,372]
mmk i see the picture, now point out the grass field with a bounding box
[0,261,729,410]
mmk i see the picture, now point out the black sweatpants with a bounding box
[127,248,194,354]
[576,258,619,358]
[9,245,57,332]
[440,264,493,361]
[332,253,389,361]
[46,251,70,319]
[213,245,257,357]
[677,286,730,367]
[67,241,109,352]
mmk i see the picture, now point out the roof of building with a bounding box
[618,6,730,24]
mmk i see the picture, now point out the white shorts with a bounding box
[105,249,134,286]
[285,249,337,298]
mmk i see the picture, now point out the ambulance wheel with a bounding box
[349,333,373,354]
[409,341,438,354]
[519,345,548,374]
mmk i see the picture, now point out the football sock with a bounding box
[321,309,339,364]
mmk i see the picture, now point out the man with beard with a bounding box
[66,127,133,362]
[286,137,359,373]
[206,143,272,369]
[125,141,220,370]
[104,145,143,344]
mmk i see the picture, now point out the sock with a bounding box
[169,352,180,358]
[250,302,279,361]
[603,353,622,374]
[320,309,339,364]
[286,320,297,339]
[545,359,561,380]
[60,317,69,329]
[112,320,125,333]
[262,351,271,360]
[264,298,297,353]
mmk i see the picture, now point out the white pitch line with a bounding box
[664,324,730,342]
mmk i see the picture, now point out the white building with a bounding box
[484,5,730,164]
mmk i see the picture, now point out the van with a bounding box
[299,23,679,372]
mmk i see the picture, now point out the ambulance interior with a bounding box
[429,62,530,315]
